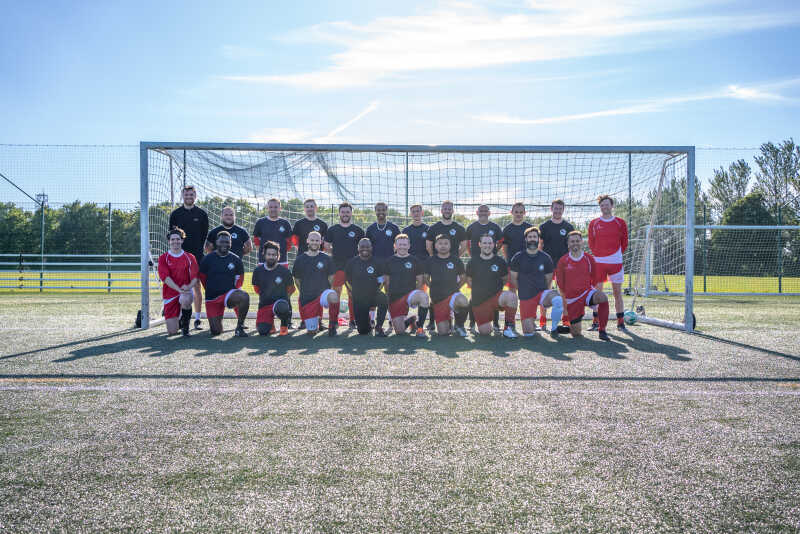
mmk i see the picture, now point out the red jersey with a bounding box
[158,251,199,300]
[588,216,628,263]
[555,252,599,301]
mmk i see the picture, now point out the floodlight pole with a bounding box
[684,147,695,332]
[139,143,150,329]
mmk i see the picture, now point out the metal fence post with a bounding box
[108,202,112,293]
[702,202,707,293]
[778,205,783,293]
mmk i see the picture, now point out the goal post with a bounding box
[139,142,696,332]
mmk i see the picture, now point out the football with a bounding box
[623,310,638,325]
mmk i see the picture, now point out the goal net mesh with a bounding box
[144,146,690,328]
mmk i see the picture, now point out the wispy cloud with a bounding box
[313,100,380,142]
[222,2,800,89]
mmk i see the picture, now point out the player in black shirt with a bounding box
[291,231,340,336]
[344,239,388,336]
[537,199,574,330]
[292,198,328,256]
[465,204,504,332]
[426,200,467,258]
[502,202,532,267]
[251,241,295,336]
[365,202,401,259]
[169,185,209,329]
[205,206,252,258]
[252,198,293,266]
[509,227,564,338]
[198,232,249,337]
[383,234,429,337]
[425,234,469,337]
[466,233,519,338]
[402,204,430,260]
[324,202,364,329]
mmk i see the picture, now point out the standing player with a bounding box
[383,234,429,337]
[344,239,389,336]
[555,231,610,341]
[252,198,293,266]
[169,185,209,330]
[251,241,295,336]
[402,204,430,261]
[509,227,565,338]
[426,200,467,258]
[466,234,518,338]
[501,202,532,263]
[425,234,470,337]
[198,232,249,337]
[205,206,252,258]
[538,199,574,331]
[292,231,340,336]
[588,195,628,331]
[325,202,365,328]
[157,228,199,336]
[292,199,328,256]
[466,204,503,332]
[365,202,401,259]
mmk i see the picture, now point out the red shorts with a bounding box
[519,290,552,321]
[389,292,412,318]
[162,296,181,319]
[332,269,347,288]
[566,288,596,323]
[595,263,624,284]
[299,290,335,320]
[471,291,501,325]
[256,299,289,325]
[205,289,237,318]
[432,293,459,323]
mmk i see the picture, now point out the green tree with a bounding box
[753,138,800,216]
[709,192,777,276]
[709,159,750,217]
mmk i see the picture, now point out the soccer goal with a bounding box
[139,143,696,331]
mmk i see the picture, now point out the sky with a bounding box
[1,0,799,202]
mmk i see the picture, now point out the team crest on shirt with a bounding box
[491,264,499,272]
[488,229,495,235]
[421,232,427,238]
[404,262,412,269]
[231,232,238,239]
[313,225,320,231]
[367,266,375,274]
[275,276,283,284]
[385,229,392,236]
[538,264,544,271]
[560,229,567,236]
[193,218,198,222]
[227,263,234,270]
[449,228,456,236]
[348,231,355,238]
[279,226,285,232]
[446,262,454,269]
[316,261,324,269]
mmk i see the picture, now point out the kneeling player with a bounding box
[383,234,429,336]
[425,234,469,337]
[158,228,199,336]
[345,239,389,336]
[466,234,518,338]
[555,231,610,341]
[509,227,565,338]
[292,231,340,336]
[252,241,295,336]
[198,231,249,337]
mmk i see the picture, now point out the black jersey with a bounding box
[402,223,430,259]
[365,221,401,258]
[292,218,328,255]
[291,252,333,306]
[252,217,293,262]
[539,219,575,264]
[466,221,503,257]
[502,221,533,261]
[344,256,384,301]
[466,255,508,306]
[509,250,554,300]
[426,221,467,256]
[251,264,294,307]
[199,252,244,301]
[325,223,365,270]
[206,224,249,258]
[169,205,209,259]
[383,254,422,302]
[425,254,465,304]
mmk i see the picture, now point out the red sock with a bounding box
[329,302,340,325]
[598,301,609,330]
[504,306,516,326]
[617,312,625,326]
[538,305,546,327]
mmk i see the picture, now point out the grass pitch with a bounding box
[1,294,799,532]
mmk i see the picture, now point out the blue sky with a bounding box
[1,0,799,202]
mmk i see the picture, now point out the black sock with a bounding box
[454,308,468,328]
[468,304,475,327]
[593,311,598,323]
[376,303,388,329]
[180,308,192,322]
[493,309,500,328]
[418,306,428,327]
[404,316,416,329]
[505,320,514,330]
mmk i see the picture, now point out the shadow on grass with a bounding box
[0,328,143,361]
[691,332,800,362]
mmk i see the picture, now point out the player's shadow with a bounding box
[692,332,799,362]
[52,331,198,362]
[0,328,142,361]
[616,328,693,361]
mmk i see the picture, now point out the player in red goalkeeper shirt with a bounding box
[157,228,199,336]
[587,194,629,331]
[555,231,610,341]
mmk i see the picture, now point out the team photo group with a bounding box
[159,185,629,342]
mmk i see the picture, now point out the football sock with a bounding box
[598,301,609,330]
[539,305,546,327]
[329,302,340,326]
[550,296,563,332]
[592,310,599,325]
[404,316,416,329]
[454,308,468,328]
[180,308,192,323]
[468,304,474,326]
[376,302,388,329]
[194,311,201,321]
[418,306,429,326]
[503,306,516,329]
[616,311,625,325]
